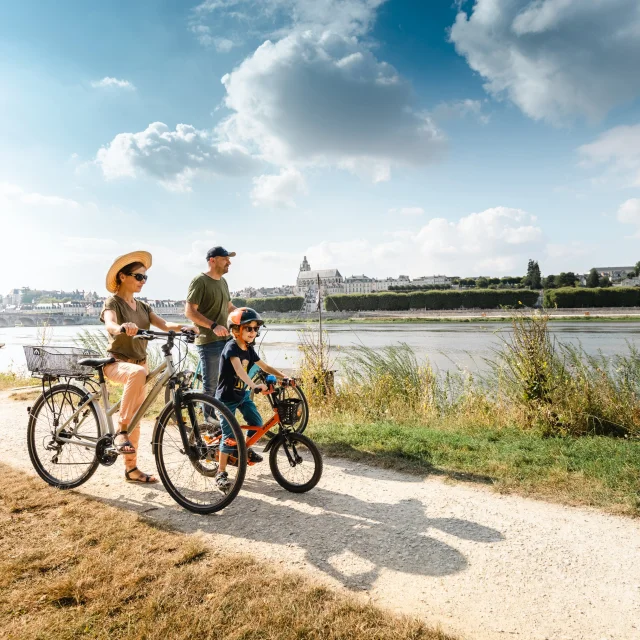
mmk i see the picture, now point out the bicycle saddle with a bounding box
[77,357,116,368]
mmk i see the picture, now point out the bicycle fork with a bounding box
[171,387,206,462]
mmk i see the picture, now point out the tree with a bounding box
[555,272,578,288]
[522,259,542,289]
[586,268,600,288]
[635,261,640,277]
[476,277,489,288]
[600,275,612,288]
[543,275,557,289]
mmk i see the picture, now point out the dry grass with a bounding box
[0,371,38,392]
[0,463,452,640]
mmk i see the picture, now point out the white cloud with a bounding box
[432,99,490,124]
[217,30,446,180]
[251,167,307,208]
[95,122,260,190]
[450,0,640,124]
[545,241,592,260]
[214,37,237,52]
[0,182,80,208]
[91,77,135,90]
[389,207,424,216]
[578,124,640,187]
[287,206,544,278]
[617,198,640,237]
[0,184,132,295]
[189,24,239,51]
[192,0,388,38]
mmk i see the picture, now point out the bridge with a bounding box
[0,312,97,327]
[0,309,188,328]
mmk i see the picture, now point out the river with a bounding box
[1,322,638,375]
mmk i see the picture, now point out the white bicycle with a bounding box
[24,329,247,514]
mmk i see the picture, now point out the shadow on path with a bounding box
[96,469,504,591]
[318,443,496,486]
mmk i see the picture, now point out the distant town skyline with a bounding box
[4,261,637,309]
[1,1,640,298]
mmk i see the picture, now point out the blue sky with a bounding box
[1,0,640,299]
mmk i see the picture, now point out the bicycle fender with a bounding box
[262,432,285,453]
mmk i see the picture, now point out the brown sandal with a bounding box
[125,466,159,484]
[114,430,135,455]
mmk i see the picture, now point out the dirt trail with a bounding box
[1,389,639,640]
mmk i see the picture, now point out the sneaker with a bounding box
[247,448,263,464]
[215,471,232,493]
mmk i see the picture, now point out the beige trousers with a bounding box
[104,360,148,467]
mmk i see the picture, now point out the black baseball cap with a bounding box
[206,246,236,260]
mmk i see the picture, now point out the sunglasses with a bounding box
[242,326,260,333]
[126,273,148,282]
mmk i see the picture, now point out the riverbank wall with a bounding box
[253,307,640,323]
[4,306,640,328]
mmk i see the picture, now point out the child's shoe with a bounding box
[215,471,232,493]
[247,448,263,464]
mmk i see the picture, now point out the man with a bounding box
[185,246,237,420]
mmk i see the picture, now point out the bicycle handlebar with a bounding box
[256,374,296,394]
[121,327,196,343]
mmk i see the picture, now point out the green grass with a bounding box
[307,419,640,517]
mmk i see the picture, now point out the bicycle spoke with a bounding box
[155,394,246,513]
[28,386,100,488]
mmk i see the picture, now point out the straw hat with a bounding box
[105,251,152,293]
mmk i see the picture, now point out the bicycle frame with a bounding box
[50,352,176,449]
[240,388,295,449]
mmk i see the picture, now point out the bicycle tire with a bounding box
[153,392,247,514]
[27,383,101,489]
[269,432,322,493]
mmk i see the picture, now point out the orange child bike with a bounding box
[209,375,323,494]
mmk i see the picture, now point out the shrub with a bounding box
[544,287,640,308]
[326,289,539,312]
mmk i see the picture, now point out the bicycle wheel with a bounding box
[153,392,247,514]
[250,371,309,436]
[27,383,100,489]
[269,432,322,493]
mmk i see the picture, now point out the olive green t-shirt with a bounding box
[99,296,152,361]
[186,274,230,346]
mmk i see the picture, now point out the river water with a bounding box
[1,322,638,375]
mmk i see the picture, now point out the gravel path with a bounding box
[2,389,639,640]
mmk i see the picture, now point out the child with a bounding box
[214,307,291,491]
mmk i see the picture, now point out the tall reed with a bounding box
[303,312,640,439]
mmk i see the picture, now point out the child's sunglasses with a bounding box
[126,273,148,282]
[242,325,260,333]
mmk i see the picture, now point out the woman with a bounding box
[100,250,196,484]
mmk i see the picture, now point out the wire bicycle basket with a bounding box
[23,346,100,378]
[275,397,303,427]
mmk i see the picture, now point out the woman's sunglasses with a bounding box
[126,273,148,282]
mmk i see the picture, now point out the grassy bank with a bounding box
[308,419,640,516]
[297,313,640,516]
[0,463,451,640]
